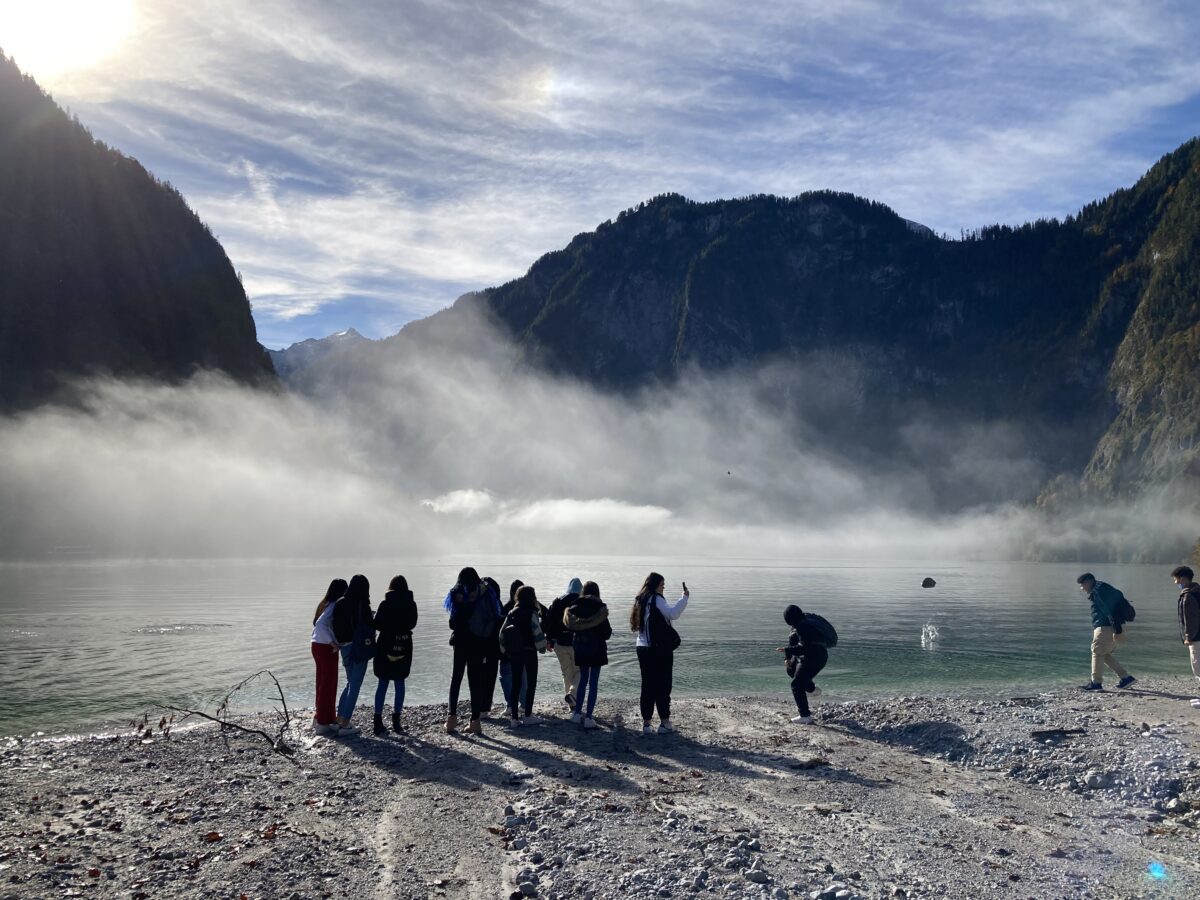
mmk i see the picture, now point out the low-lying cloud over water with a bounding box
[1,313,1196,561]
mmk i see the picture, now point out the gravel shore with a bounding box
[1,678,1198,899]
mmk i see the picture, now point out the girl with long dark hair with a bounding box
[443,566,501,735]
[630,572,689,734]
[310,578,348,736]
[372,575,418,735]
[565,581,612,729]
[499,585,548,726]
[332,574,374,735]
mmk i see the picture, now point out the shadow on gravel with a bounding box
[1119,688,1197,702]
[822,717,975,759]
[332,731,518,790]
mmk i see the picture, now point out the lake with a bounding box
[0,556,1191,737]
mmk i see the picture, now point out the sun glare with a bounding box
[0,0,136,81]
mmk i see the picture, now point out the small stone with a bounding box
[518,882,538,897]
[745,870,770,884]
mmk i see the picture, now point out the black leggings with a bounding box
[449,639,497,720]
[448,642,468,714]
[637,646,673,722]
[508,651,538,717]
[791,645,828,717]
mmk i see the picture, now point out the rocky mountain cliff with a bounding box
[268,328,369,380]
[0,55,274,411]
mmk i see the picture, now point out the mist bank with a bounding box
[1,311,1196,562]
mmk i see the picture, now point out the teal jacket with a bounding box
[1089,582,1126,632]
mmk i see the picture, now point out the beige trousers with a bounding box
[553,643,580,699]
[1091,626,1128,684]
[1188,642,1199,679]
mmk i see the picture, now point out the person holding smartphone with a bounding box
[629,573,689,734]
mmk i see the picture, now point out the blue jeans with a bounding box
[575,666,601,717]
[499,660,527,708]
[337,647,369,720]
[374,678,406,715]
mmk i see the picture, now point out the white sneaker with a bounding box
[791,715,813,724]
[335,723,360,736]
[583,717,598,730]
[657,721,676,734]
[523,715,544,725]
[569,712,583,724]
[313,723,339,737]
[510,717,522,728]
[1190,699,1200,708]
[642,724,653,735]
[807,686,822,697]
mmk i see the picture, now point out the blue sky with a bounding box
[13,0,1200,348]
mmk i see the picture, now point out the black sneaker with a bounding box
[564,693,575,709]
[1080,681,1104,692]
[1117,675,1137,690]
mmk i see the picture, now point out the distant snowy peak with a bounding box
[268,328,370,380]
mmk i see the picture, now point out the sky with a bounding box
[3,0,1200,349]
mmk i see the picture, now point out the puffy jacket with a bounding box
[1180,583,1200,643]
[564,595,612,667]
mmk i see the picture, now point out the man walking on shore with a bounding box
[1078,573,1136,692]
[1172,566,1200,708]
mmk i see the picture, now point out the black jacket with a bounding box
[374,589,418,680]
[1180,583,1200,644]
[542,592,578,646]
[785,620,826,662]
[564,594,612,667]
[501,605,547,657]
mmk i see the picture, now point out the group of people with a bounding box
[1078,565,1200,707]
[308,569,727,738]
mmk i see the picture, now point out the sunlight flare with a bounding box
[0,0,136,80]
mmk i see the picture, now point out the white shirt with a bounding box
[636,593,689,647]
[311,600,338,644]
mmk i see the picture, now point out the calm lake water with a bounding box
[0,556,1191,737]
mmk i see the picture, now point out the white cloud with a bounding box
[422,488,496,516]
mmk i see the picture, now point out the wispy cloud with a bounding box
[30,0,1200,345]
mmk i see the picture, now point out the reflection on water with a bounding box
[0,556,1191,736]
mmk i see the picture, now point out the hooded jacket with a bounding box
[1180,583,1200,644]
[543,580,582,646]
[564,594,612,667]
[374,588,418,680]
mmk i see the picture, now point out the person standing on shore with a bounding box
[333,574,375,735]
[630,572,689,735]
[1077,572,1136,692]
[443,567,501,735]
[1172,565,1200,708]
[498,579,525,712]
[565,581,611,728]
[778,605,831,725]
[543,578,583,710]
[372,575,418,735]
[310,578,348,737]
[499,585,548,726]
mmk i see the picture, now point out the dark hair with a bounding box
[457,567,480,591]
[784,604,805,627]
[582,580,600,597]
[516,584,537,608]
[1076,573,1096,585]
[510,579,524,602]
[314,577,349,624]
[388,574,409,593]
[1172,565,1195,581]
[345,573,370,604]
[630,572,665,632]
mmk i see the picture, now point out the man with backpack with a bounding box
[778,605,835,725]
[1077,572,1136,692]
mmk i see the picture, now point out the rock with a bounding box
[745,869,770,884]
[518,881,538,897]
[922,578,936,588]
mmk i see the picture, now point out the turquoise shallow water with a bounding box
[0,556,1191,736]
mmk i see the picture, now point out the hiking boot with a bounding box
[791,715,813,725]
[444,714,458,733]
[466,718,483,736]
[392,712,403,733]
[657,721,676,734]
[1117,675,1137,690]
[372,713,386,736]
[583,717,598,730]
[569,712,583,724]
[1079,682,1104,692]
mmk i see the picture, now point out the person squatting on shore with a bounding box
[443,567,502,736]
[310,578,348,736]
[565,581,612,729]
[631,572,689,735]
[1077,572,1136,692]
[543,579,583,710]
[779,604,830,725]
[1174,565,1200,709]
[499,585,548,726]
[372,575,418,735]
[332,574,375,735]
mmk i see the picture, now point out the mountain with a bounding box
[0,55,274,411]
[268,328,370,380]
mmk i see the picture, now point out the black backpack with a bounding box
[467,585,499,639]
[644,597,681,651]
[1116,595,1137,623]
[805,613,838,648]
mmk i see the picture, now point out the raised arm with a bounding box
[658,593,689,620]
